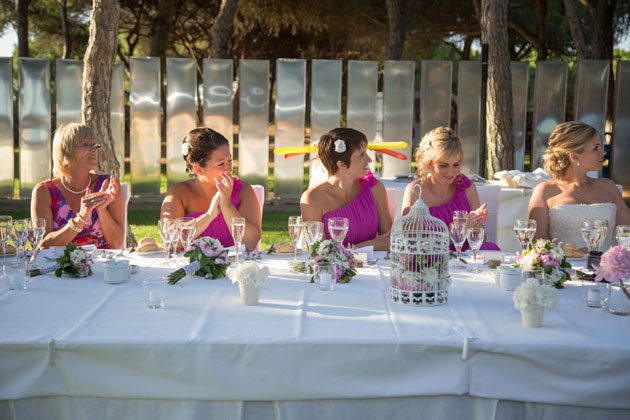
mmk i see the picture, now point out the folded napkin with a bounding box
[227,244,246,256]
[494,168,551,188]
[353,246,374,263]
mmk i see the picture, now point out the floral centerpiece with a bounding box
[517,239,571,288]
[229,260,270,305]
[513,278,559,327]
[594,245,630,302]
[56,242,93,277]
[393,254,448,292]
[291,239,358,283]
[168,237,229,284]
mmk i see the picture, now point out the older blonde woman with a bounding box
[401,126,500,251]
[32,123,124,249]
[529,121,630,250]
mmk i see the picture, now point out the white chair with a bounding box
[386,188,398,220]
[252,185,265,251]
[120,182,131,249]
[476,184,501,244]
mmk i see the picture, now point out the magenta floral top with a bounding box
[322,172,379,247]
[186,177,242,248]
[44,175,110,249]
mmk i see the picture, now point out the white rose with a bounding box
[70,249,85,265]
[230,261,269,286]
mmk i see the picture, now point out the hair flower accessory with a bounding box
[334,139,346,153]
[420,138,431,152]
[181,141,190,156]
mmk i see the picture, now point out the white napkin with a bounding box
[227,244,246,256]
[353,246,374,263]
[494,168,551,188]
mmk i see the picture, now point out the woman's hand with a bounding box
[94,176,119,212]
[78,188,109,221]
[206,190,221,220]
[468,203,488,228]
[372,231,391,251]
[215,171,234,209]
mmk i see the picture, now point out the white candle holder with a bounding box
[581,279,607,309]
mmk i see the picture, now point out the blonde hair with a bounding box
[415,127,462,177]
[542,121,598,179]
[52,123,97,178]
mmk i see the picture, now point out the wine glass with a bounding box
[449,221,467,269]
[0,216,13,260]
[288,216,303,261]
[581,221,602,254]
[25,217,45,263]
[616,225,630,249]
[231,217,246,263]
[466,227,485,274]
[327,217,349,247]
[453,210,468,227]
[176,217,197,255]
[593,219,608,251]
[514,219,536,255]
[158,219,176,264]
[12,219,27,259]
[303,221,323,252]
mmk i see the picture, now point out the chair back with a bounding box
[386,188,398,220]
[121,182,131,249]
[476,184,501,243]
[252,185,265,251]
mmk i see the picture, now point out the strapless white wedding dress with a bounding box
[548,202,617,250]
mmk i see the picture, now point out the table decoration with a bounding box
[516,239,571,288]
[51,242,94,278]
[290,239,357,283]
[513,278,559,327]
[167,237,229,284]
[229,260,270,305]
[593,245,630,315]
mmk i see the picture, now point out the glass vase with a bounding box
[608,282,630,316]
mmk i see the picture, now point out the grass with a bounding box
[4,210,300,251]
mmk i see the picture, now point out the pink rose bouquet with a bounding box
[594,245,630,302]
[517,239,571,288]
[168,237,229,284]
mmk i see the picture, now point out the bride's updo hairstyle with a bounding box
[415,127,462,178]
[181,127,229,176]
[542,121,597,179]
[318,128,368,175]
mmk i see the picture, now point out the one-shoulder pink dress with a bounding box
[322,172,379,247]
[186,177,242,248]
[429,174,500,252]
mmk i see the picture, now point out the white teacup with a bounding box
[103,259,130,284]
[494,265,523,291]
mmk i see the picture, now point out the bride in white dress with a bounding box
[528,121,630,251]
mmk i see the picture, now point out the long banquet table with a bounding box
[1,249,629,420]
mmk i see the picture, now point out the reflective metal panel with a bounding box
[238,60,269,187]
[420,61,452,139]
[129,57,161,195]
[0,58,13,197]
[203,59,233,148]
[111,62,125,180]
[55,59,83,126]
[457,61,482,175]
[311,60,341,144]
[511,61,530,171]
[347,61,378,171]
[531,62,567,169]
[382,61,414,177]
[611,61,630,198]
[574,60,610,138]
[166,58,197,187]
[19,58,51,197]
[274,59,306,199]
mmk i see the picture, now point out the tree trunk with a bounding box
[563,0,587,58]
[57,0,72,58]
[148,0,175,58]
[16,0,31,57]
[585,0,615,60]
[210,0,238,58]
[481,0,514,176]
[385,0,405,60]
[82,0,135,247]
[535,0,547,60]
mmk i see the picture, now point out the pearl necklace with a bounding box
[61,177,91,194]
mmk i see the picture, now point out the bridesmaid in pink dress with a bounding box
[300,128,392,251]
[401,127,500,252]
[161,128,261,250]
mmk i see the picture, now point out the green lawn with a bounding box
[5,210,299,251]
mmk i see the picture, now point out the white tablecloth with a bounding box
[1,250,629,420]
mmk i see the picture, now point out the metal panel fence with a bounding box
[0,58,13,196]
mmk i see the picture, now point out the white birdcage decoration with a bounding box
[389,185,451,306]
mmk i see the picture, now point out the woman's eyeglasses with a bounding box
[76,143,102,150]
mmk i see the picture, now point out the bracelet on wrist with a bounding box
[67,218,83,233]
[75,213,88,224]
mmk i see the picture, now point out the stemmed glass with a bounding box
[176,217,197,256]
[0,216,13,260]
[593,219,608,251]
[449,221,467,269]
[514,219,536,256]
[158,219,177,265]
[303,221,323,252]
[12,219,27,259]
[616,225,630,249]
[288,216,303,261]
[466,227,485,274]
[327,217,349,248]
[581,221,603,254]
[25,217,45,263]
[231,217,246,263]
[453,210,468,227]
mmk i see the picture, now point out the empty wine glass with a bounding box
[25,217,45,263]
[581,221,602,254]
[616,225,630,249]
[514,219,536,256]
[231,217,246,263]
[449,221,467,269]
[158,218,177,265]
[12,219,27,259]
[593,219,608,251]
[466,227,485,274]
[327,217,349,247]
[303,221,323,252]
[288,216,303,261]
[176,217,197,255]
[0,216,13,259]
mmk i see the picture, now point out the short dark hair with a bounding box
[182,127,230,176]
[317,128,368,174]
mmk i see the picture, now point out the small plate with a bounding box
[135,249,165,256]
[130,264,140,274]
[0,252,17,258]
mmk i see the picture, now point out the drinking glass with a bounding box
[142,277,167,309]
[12,219,27,259]
[288,216,303,261]
[176,217,197,254]
[615,225,630,249]
[593,220,608,251]
[514,219,536,255]
[3,260,27,290]
[25,217,45,263]
[449,221,467,269]
[0,216,13,259]
[327,217,349,247]
[158,219,176,264]
[581,221,602,254]
[453,210,468,227]
[314,261,336,291]
[466,227,485,274]
[231,217,246,263]
[303,221,323,252]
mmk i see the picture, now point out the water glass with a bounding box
[514,219,536,255]
[616,225,630,249]
[449,221,467,269]
[593,220,608,251]
[158,219,177,264]
[288,216,303,261]
[303,221,323,251]
[314,261,336,291]
[466,227,485,274]
[25,218,45,263]
[12,219,27,259]
[4,261,27,290]
[176,217,197,254]
[142,277,167,309]
[231,217,246,263]
[327,217,349,247]
[581,221,602,253]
